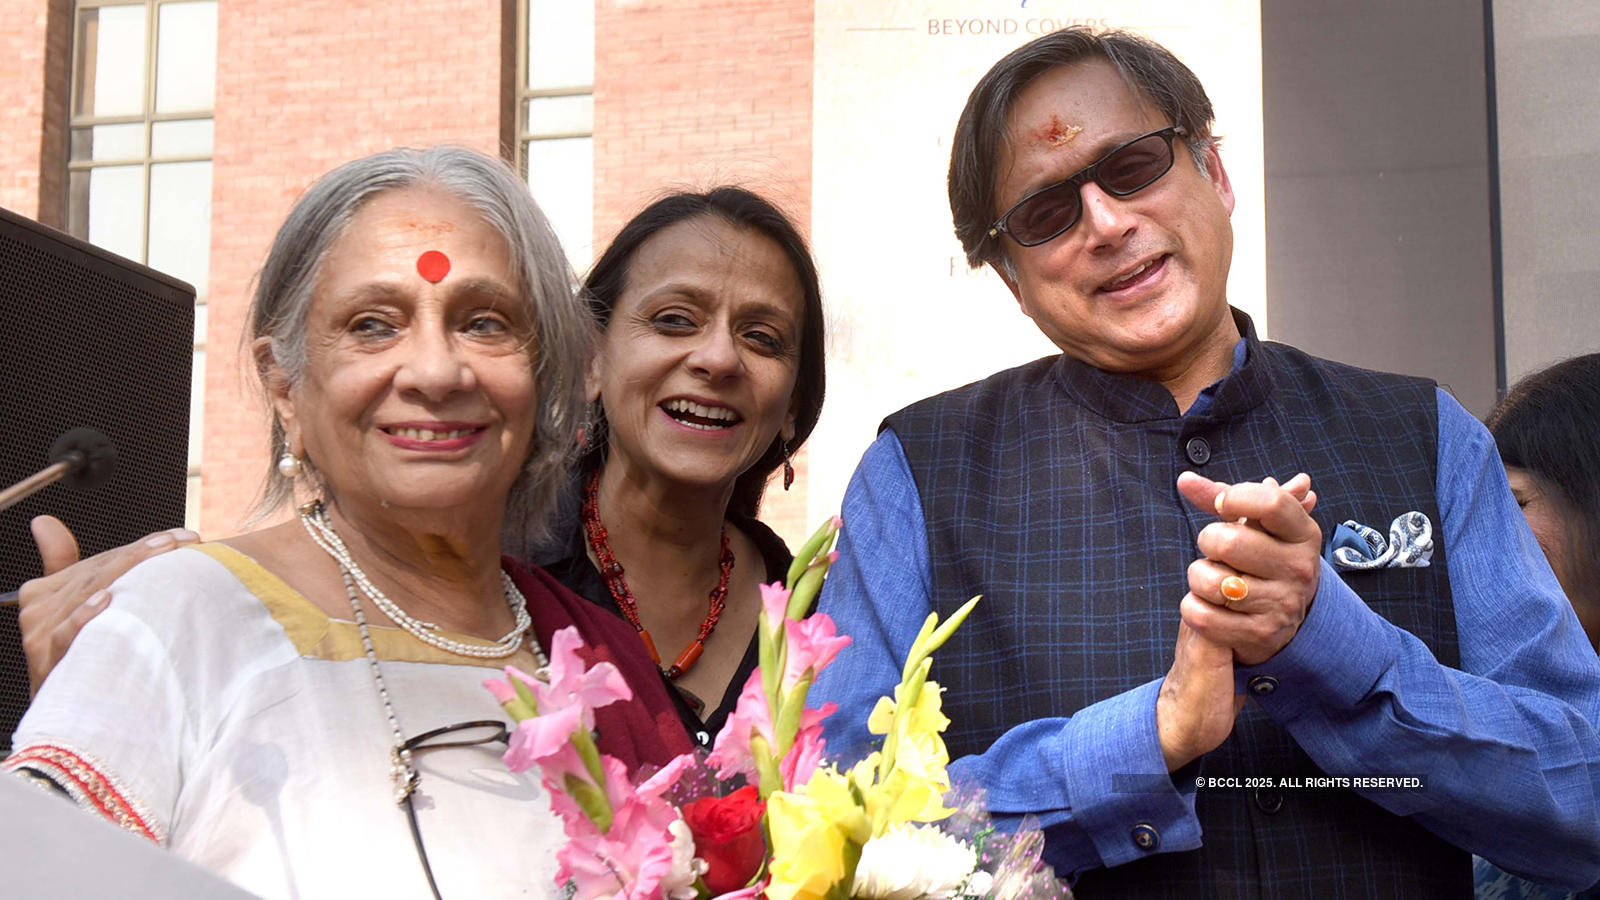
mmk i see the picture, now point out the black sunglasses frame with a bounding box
[987,125,1189,248]
[396,719,512,900]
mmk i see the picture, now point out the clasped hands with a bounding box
[1157,471,1323,771]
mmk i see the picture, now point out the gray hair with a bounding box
[249,145,593,549]
[949,26,1219,273]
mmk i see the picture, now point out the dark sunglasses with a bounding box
[988,126,1188,248]
[395,719,511,900]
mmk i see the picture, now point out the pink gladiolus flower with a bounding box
[778,707,833,790]
[707,670,774,781]
[636,753,696,802]
[760,582,791,628]
[782,612,851,688]
[557,755,696,900]
[482,676,516,706]
[532,627,632,731]
[503,703,585,774]
[562,825,676,900]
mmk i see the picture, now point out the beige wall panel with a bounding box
[809,1,1264,518]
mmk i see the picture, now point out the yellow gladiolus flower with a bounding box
[765,768,868,900]
[869,679,952,739]
[859,679,956,833]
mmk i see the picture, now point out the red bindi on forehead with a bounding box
[416,250,451,283]
[1036,115,1083,149]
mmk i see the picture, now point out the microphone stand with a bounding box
[0,457,84,514]
[0,428,118,606]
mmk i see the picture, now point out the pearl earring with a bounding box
[277,452,302,479]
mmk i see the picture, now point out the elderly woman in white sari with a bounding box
[4,146,692,899]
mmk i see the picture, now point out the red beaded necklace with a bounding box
[580,469,734,680]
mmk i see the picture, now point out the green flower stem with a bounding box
[786,558,831,621]
[828,839,863,900]
[563,772,614,832]
[900,613,940,682]
[921,595,982,658]
[876,597,978,783]
[510,673,540,718]
[773,670,814,758]
[900,596,981,681]
[571,725,607,789]
[496,695,536,722]
[877,657,931,781]
[759,613,783,705]
[751,733,783,799]
[786,517,841,587]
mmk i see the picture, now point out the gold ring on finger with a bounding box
[1220,575,1249,606]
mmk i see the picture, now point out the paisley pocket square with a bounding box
[1327,511,1434,571]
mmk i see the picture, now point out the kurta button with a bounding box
[1249,675,1279,696]
[1255,787,1284,814]
[1130,823,1160,851]
[1184,437,1211,465]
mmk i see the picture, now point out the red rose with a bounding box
[682,785,767,894]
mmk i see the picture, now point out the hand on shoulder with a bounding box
[17,515,200,696]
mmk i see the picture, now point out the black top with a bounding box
[538,503,794,748]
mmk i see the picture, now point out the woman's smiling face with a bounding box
[590,214,804,494]
[270,186,538,516]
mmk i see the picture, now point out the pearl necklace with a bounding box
[302,502,551,805]
[300,501,532,659]
[339,566,551,804]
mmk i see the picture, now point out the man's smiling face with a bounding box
[992,58,1238,379]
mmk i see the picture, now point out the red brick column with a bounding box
[201,0,512,535]
[0,0,71,227]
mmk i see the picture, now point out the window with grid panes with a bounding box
[67,0,216,528]
[519,0,594,267]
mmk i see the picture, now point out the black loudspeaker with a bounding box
[0,204,193,751]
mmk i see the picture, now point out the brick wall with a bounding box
[201,0,511,535]
[0,0,71,227]
[7,0,821,546]
[593,0,816,547]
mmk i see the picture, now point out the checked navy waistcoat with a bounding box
[884,313,1468,899]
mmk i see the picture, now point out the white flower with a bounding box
[964,870,994,897]
[851,823,977,900]
[660,818,707,900]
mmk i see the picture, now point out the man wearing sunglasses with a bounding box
[816,26,1600,897]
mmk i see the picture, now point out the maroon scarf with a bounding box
[506,557,697,773]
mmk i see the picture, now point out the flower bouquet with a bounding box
[484,518,1071,900]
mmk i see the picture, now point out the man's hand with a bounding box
[1176,472,1323,666]
[1157,612,1246,771]
[17,515,199,697]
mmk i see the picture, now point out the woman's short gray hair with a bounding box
[249,145,593,548]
